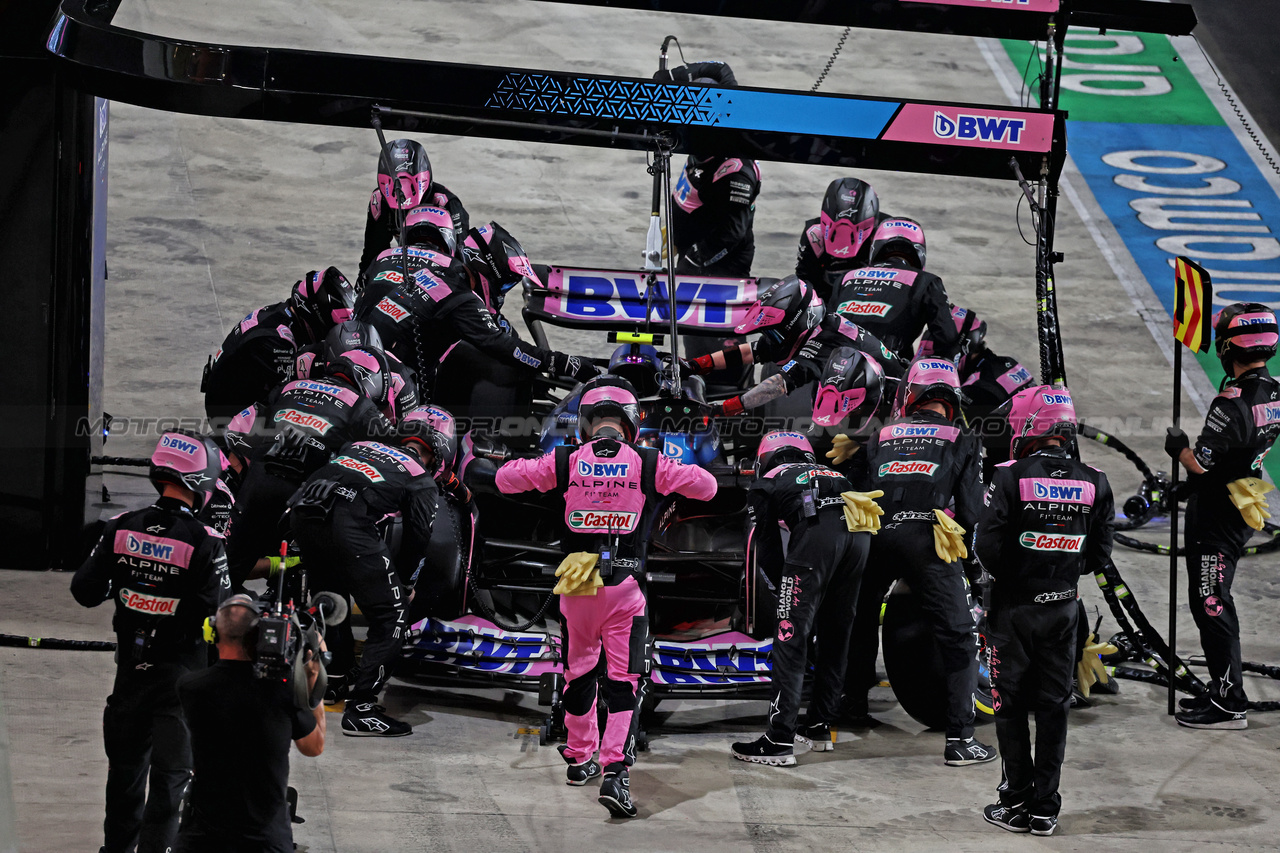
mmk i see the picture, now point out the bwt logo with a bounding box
[918,360,956,373]
[1007,367,1032,384]
[892,425,940,438]
[124,534,175,561]
[563,276,743,324]
[884,220,920,232]
[576,460,630,477]
[1033,482,1083,501]
[160,435,198,455]
[1256,403,1280,425]
[856,269,900,280]
[934,112,1026,144]
[1042,393,1072,406]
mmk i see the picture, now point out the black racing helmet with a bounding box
[734,275,825,362]
[400,405,458,477]
[1214,302,1278,374]
[322,320,383,363]
[396,417,443,472]
[869,217,927,269]
[462,222,539,313]
[403,205,457,256]
[290,267,356,343]
[378,138,432,211]
[314,351,388,405]
[577,375,642,442]
[820,178,880,264]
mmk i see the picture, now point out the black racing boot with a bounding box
[1175,699,1247,730]
[944,737,997,766]
[983,803,1030,833]
[598,763,637,818]
[731,734,796,767]
[559,745,602,786]
[1030,814,1059,836]
[341,701,412,737]
[1178,692,1210,712]
[795,722,834,752]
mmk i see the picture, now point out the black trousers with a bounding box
[292,508,408,703]
[766,514,867,742]
[102,664,192,853]
[846,522,978,738]
[224,466,299,589]
[1184,494,1252,709]
[987,597,1077,818]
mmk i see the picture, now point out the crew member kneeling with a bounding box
[496,376,717,818]
[976,386,1115,836]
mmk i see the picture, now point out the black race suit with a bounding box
[794,213,886,303]
[828,257,958,360]
[844,409,985,738]
[959,350,1036,479]
[224,377,392,587]
[671,155,760,277]
[976,447,1115,818]
[748,462,867,741]
[71,497,230,853]
[290,440,438,703]
[1183,366,1280,709]
[354,254,556,396]
[203,302,304,423]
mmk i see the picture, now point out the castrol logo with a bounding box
[120,589,180,615]
[837,301,892,317]
[375,297,409,322]
[333,455,384,482]
[1018,532,1085,552]
[273,409,333,434]
[878,460,939,476]
[567,510,638,531]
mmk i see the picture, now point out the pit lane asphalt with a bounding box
[2,1,1279,850]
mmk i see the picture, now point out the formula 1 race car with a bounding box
[397,266,992,736]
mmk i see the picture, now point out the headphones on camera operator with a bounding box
[203,593,340,711]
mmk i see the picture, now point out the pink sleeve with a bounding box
[655,457,718,501]
[495,453,559,494]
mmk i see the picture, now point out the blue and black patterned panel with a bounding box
[485,72,903,139]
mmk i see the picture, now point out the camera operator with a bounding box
[174,594,325,853]
[71,431,230,853]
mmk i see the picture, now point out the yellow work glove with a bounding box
[266,555,301,578]
[841,490,885,534]
[932,509,968,564]
[825,434,860,466]
[553,552,602,596]
[1227,477,1274,531]
[1076,632,1119,699]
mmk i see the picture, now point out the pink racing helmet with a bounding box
[1213,302,1277,373]
[869,217,926,269]
[734,275,824,361]
[149,431,225,510]
[812,347,885,431]
[401,405,458,477]
[897,357,962,419]
[756,431,816,477]
[403,205,457,256]
[577,375,641,442]
[1008,384,1077,458]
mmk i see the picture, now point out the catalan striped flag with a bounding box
[1173,256,1212,353]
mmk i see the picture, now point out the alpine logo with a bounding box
[878,460,939,476]
[576,460,630,477]
[375,298,409,322]
[334,455,384,482]
[274,409,333,434]
[120,589,180,615]
[567,510,638,531]
[837,301,892,317]
[891,425,940,438]
[1021,478,1095,504]
[933,111,1027,144]
[1018,532,1085,552]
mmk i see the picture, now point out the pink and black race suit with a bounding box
[72,497,230,670]
[354,255,553,389]
[828,257,957,360]
[359,181,469,277]
[855,410,984,533]
[768,314,907,405]
[671,155,760,276]
[975,449,1114,601]
[255,377,393,480]
[496,437,718,584]
[295,344,419,421]
[203,301,299,421]
[1188,367,1280,527]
